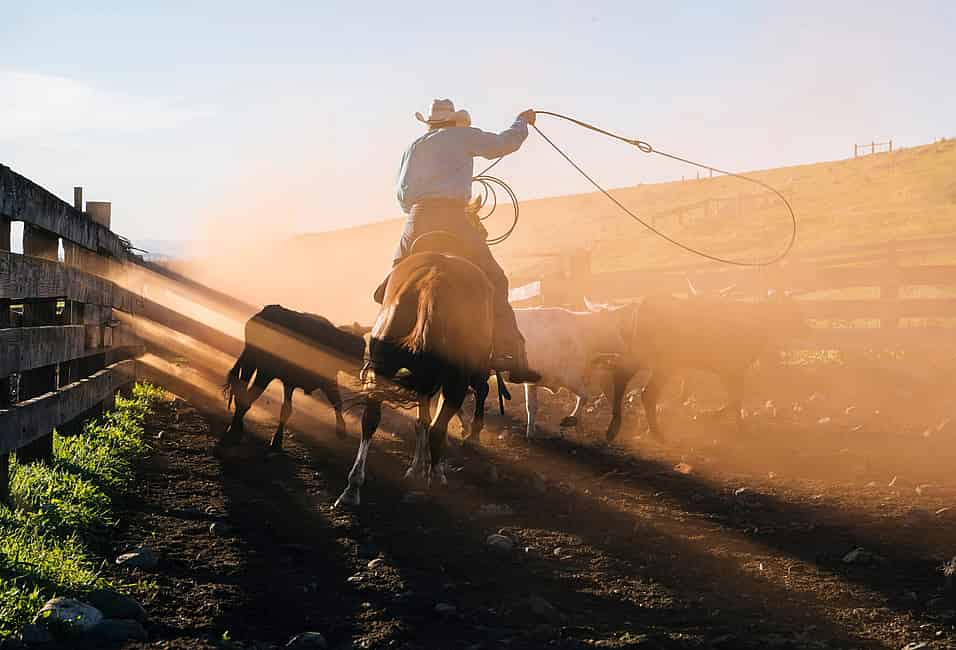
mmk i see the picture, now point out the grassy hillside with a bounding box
[174,139,956,324]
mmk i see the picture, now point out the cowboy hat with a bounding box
[415,98,471,127]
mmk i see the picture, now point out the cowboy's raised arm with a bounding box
[466,110,534,160]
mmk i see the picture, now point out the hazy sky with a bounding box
[2,1,953,245]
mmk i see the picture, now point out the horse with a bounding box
[335,233,495,507]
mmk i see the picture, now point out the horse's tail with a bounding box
[400,267,442,357]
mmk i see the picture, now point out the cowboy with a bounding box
[381,98,539,384]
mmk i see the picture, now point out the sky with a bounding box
[1,1,954,247]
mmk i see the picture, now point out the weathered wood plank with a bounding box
[898,265,956,286]
[0,252,139,311]
[0,359,135,453]
[800,298,956,320]
[798,327,956,349]
[138,300,243,357]
[584,262,956,303]
[0,164,127,258]
[0,326,85,377]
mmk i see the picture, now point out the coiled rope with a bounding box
[475,110,797,265]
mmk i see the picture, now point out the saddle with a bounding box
[373,231,477,304]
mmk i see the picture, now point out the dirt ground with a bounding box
[89,364,956,650]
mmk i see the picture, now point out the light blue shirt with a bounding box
[396,119,529,213]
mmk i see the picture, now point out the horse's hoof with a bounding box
[427,467,448,488]
[269,440,284,451]
[334,489,360,508]
[559,416,578,428]
[404,465,428,483]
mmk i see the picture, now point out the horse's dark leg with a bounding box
[641,370,667,438]
[428,378,467,487]
[335,398,382,507]
[406,395,432,481]
[271,383,295,450]
[319,380,348,439]
[606,365,636,442]
[465,373,490,444]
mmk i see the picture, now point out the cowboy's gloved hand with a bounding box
[518,109,536,125]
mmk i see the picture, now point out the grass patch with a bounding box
[0,383,163,637]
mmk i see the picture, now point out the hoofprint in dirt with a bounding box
[102,384,956,650]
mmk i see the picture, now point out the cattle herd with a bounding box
[220,253,808,509]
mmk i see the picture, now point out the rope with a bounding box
[532,110,797,266]
[473,173,519,246]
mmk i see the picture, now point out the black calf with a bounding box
[223,305,367,448]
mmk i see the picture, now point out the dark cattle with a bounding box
[223,305,368,448]
[335,245,495,507]
[609,291,808,439]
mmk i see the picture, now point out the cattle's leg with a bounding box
[464,373,489,444]
[560,392,587,434]
[405,395,432,481]
[606,366,635,442]
[724,372,745,434]
[642,371,667,438]
[270,383,295,450]
[428,379,467,487]
[224,371,271,445]
[525,384,539,439]
[335,399,382,507]
[319,381,348,439]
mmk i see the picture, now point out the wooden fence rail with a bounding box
[0,163,144,502]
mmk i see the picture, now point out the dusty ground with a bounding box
[84,365,956,650]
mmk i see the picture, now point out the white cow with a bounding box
[514,302,639,440]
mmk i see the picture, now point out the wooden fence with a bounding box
[0,164,144,501]
[509,234,956,353]
[854,140,893,157]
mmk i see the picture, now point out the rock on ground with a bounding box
[286,631,329,648]
[115,547,159,570]
[85,588,146,621]
[486,534,515,552]
[33,597,103,631]
[88,618,148,642]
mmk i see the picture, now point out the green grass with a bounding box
[0,383,163,637]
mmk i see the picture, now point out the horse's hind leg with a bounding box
[428,379,467,487]
[335,398,382,507]
[271,383,294,450]
[405,396,431,482]
[465,374,490,444]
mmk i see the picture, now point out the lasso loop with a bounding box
[532,110,797,266]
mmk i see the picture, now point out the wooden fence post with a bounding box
[17,225,59,464]
[0,216,9,502]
